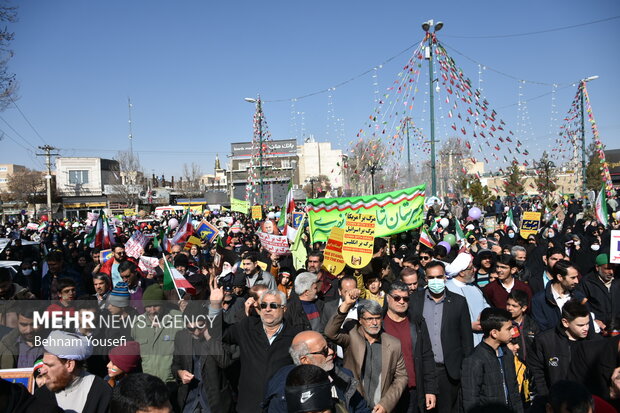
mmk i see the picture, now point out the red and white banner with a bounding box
[138,256,160,276]
[125,230,149,259]
[257,232,289,255]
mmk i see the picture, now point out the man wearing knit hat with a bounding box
[578,253,619,330]
[35,330,112,413]
[107,281,131,310]
[131,283,183,399]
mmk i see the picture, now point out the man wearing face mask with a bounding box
[510,246,531,283]
[408,261,473,413]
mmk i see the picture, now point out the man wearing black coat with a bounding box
[461,308,523,413]
[577,253,619,330]
[407,261,473,413]
[208,284,301,413]
[172,303,234,412]
[528,299,597,398]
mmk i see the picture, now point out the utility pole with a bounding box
[422,19,443,197]
[36,145,59,218]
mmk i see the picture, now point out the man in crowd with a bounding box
[446,252,489,346]
[531,259,585,331]
[110,373,173,413]
[461,308,523,413]
[400,267,421,294]
[92,273,111,310]
[528,299,593,397]
[325,289,408,413]
[408,261,473,413]
[41,251,84,300]
[306,251,339,300]
[285,272,324,331]
[263,330,370,412]
[577,253,619,330]
[208,282,301,413]
[131,284,183,394]
[241,252,276,290]
[118,260,148,313]
[506,290,539,362]
[510,245,531,282]
[383,281,437,412]
[99,243,127,287]
[0,305,43,368]
[483,254,532,309]
[529,247,566,295]
[35,330,112,413]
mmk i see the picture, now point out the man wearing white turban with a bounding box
[446,253,490,346]
[35,330,112,413]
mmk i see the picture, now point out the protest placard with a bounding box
[183,236,202,250]
[195,219,219,243]
[231,198,249,213]
[342,213,376,269]
[0,368,34,393]
[323,227,345,275]
[257,232,289,255]
[251,205,262,220]
[610,230,620,264]
[124,230,148,259]
[100,249,113,263]
[520,211,541,239]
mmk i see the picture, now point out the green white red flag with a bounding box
[419,227,435,249]
[163,259,195,298]
[504,209,518,232]
[84,211,115,249]
[595,184,609,227]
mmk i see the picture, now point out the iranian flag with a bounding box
[595,184,609,227]
[504,209,518,232]
[163,259,195,297]
[419,227,436,249]
[278,181,296,239]
[167,211,193,251]
[455,218,466,244]
[84,211,115,249]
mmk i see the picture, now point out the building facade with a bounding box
[0,164,27,192]
[56,157,121,217]
[297,139,346,191]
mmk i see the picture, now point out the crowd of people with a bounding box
[0,193,618,413]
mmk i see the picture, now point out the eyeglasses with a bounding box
[307,347,330,357]
[389,294,410,302]
[187,325,206,332]
[260,302,284,310]
[420,256,431,261]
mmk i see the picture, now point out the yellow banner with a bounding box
[231,198,249,213]
[189,205,203,214]
[123,208,135,216]
[323,227,345,275]
[520,211,541,239]
[342,213,376,269]
[183,236,203,250]
[251,205,262,220]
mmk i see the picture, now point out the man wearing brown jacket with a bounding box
[325,287,408,413]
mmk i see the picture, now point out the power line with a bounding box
[0,114,38,150]
[444,16,620,39]
[9,94,47,144]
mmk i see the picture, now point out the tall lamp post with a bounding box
[579,75,598,199]
[364,161,383,195]
[244,96,264,203]
[421,19,443,197]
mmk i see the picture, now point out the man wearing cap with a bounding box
[35,330,112,413]
[131,284,183,390]
[446,252,490,346]
[577,253,619,331]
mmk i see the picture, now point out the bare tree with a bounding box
[182,162,203,196]
[0,4,17,111]
[115,150,142,177]
[108,152,142,207]
[7,169,45,215]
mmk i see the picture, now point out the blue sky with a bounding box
[1,0,618,178]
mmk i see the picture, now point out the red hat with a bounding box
[108,341,141,374]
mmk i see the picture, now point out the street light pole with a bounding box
[579,75,598,199]
[422,19,443,197]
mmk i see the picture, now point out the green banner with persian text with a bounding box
[230,198,249,213]
[307,185,426,243]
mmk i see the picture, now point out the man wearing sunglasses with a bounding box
[325,288,408,413]
[208,282,301,413]
[383,281,437,412]
[263,330,371,412]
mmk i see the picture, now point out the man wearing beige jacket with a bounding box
[325,288,408,413]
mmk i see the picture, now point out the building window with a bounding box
[0,167,7,172]
[69,170,89,184]
[281,159,291,169]
[0,178,7,183]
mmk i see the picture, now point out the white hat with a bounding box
[445,253,473,278]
